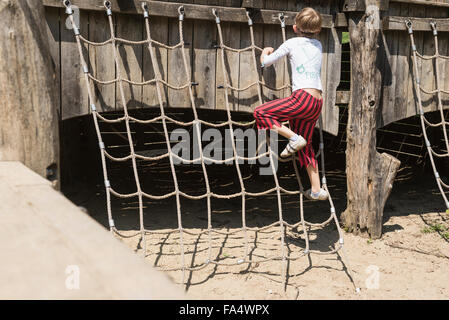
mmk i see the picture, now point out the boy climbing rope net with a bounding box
[254,7,328,201]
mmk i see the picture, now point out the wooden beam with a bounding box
[0,0,60,188]
[390,0,449,8]
[335,12,348,28]
[43,0,334,27]
[336,90,350,104]
[383,16,449,32]
[241,0,264,9]
[343,0,389,12]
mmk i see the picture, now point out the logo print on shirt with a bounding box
[296,64,305,74]
[296,47,321,79]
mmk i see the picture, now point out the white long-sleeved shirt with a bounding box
[262,37,323,92]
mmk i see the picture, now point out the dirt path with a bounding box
[66,161,449,299]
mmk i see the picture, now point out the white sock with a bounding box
[289,134,299,142]
[311,190,321,198]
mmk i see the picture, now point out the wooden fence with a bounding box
[43,0,449,136]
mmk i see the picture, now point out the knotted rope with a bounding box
[406,20,449,210]
[62,0,359,291]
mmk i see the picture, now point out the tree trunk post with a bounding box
[342,0,400,239]
[0,0,59,188]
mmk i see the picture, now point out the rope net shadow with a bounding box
[406,20,449,210]
[63,0,359,290]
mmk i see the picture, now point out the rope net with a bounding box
[63,1,358,289]
[406,20,449,210]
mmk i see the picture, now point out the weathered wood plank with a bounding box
[392,3,411,122]
[336,90,350,104]
[167,18,193,108]
[383,16,449,32]
[316,6,330,134]
[403,3,418,120]
[343,0,389,11]
[43,0,334,27]
[263,1,289,100]
[321,0,341,136]
[0,0,60,186]
[215,21,241,111]
[60,9,89,119]
[44,6,61,118]
[115,13,143,110]
[242,0,265,8]
[390,0,449,8]
[287,0,310,11]
[436,14,449,112]
[420,6,438,113]
[89,11,116,113]
[380,3,400,128]
[143,16,169,108]
[192,19,217,109]
[218,0,242,7]
[262,24,285,102]
[264,0,289,10]
[403,4,425,122]
[238,22,264,112]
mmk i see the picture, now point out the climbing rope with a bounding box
[62,0,359,291]
[406,20,449,210]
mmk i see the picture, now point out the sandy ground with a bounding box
[65,156,449,300]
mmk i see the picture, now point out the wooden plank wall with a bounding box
[45,0,342,135]
[379,1,449,128]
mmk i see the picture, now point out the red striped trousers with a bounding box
[253,89,323,169]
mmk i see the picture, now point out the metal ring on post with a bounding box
[142,2,149,18]
[212,8,220,24]
[405,20,413,34]
[430,21,438,36]
[104,1,112,16]
[63,0,73,15]
[278,13,285,28]
[246,11,253,26]
[178,6,185,21]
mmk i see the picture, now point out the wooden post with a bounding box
[342,0,400,239]
[0,0,59,188]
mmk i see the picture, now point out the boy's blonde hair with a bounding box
[295,7,322,36]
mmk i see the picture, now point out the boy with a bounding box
[254,7,328,201]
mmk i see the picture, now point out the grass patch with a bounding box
[421,222,449,240]
[342,32,349,44]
